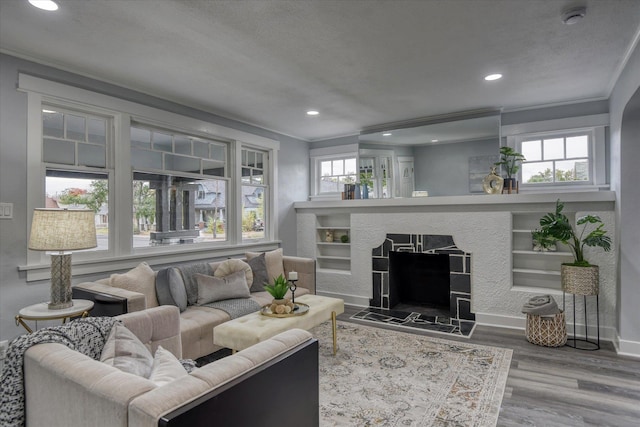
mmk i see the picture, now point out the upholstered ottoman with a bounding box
[213,294,344,354]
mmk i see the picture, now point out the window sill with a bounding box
[19,241,281,282]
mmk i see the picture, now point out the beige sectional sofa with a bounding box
[24,306,319,427]
[73,253,315,360]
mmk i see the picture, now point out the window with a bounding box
[131,125,229,246]
[359,154,393,198]
[242,149,267,240]
[318,157,357,194]
[45,170,109,252]
[42,106,112,252]
[22,74,279,280]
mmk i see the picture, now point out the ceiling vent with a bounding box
[562,6,587,25]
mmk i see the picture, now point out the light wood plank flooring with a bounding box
[339,305,640,427]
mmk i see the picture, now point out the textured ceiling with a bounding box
[1,0,639,141]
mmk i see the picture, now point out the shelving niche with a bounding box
[512,212,574,290]
[315,214,351,272]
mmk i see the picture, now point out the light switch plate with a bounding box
[0,202,13,219]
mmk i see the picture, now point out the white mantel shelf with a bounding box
[294,191,615,212]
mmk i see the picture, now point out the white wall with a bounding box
[609,41,640,355]
[0,54,310,342]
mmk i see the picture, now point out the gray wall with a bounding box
[413,138,498,196]
[609,43,640,347]
[0,54,309,342]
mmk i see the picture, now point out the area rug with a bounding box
[312,321,512,427]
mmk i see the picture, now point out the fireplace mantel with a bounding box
[295,191,617,338]
[294,191,615,213]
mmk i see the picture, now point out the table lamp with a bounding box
[28,208,97,309]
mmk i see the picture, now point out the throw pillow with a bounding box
[195,270,250,305]
[178,263,213,306]
[110,262,158,308]
[148,346,189,387]
[155,267,188,312]
[100,324,154,378]
[213,259,253,291]
[246,248,284,283]
[246,252,270,293]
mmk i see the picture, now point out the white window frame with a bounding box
[19,74,279,281]
[309,144,359,200]
[502,114,608,192]
[240,147,269,242]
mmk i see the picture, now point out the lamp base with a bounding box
[49,253,73,310]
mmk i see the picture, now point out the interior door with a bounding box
[398,157,414,198]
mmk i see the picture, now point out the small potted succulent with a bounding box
[264,274,294,314]
[538,199,612,294]
[494,146,526,192]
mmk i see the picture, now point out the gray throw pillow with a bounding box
[178,263,213,306]
[247,252,270,293]
[155,268,188,312]
[195,270,250,305]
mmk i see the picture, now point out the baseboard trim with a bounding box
[475,312,618,343]
[316,291,369,307]
[615,337,640,358]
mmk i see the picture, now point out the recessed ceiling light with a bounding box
[42,109,57,114]
[28,0,59,11]
[382,132,392,136]
[484,74,503,81]
[431,139,438,142]
[562,6,587,25]
[306,110,319,116]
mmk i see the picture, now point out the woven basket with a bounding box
[526,311,567,347]
[561,265,599,295]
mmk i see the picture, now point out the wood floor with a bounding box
[339,305,640,427]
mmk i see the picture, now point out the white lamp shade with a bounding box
[29,208,97,251]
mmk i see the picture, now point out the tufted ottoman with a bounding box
[213,294,344,355]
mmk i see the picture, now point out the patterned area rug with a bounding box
[312,321,512,427]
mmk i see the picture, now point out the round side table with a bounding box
[16,299,94,333]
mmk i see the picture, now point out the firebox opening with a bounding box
[389,251,450,311]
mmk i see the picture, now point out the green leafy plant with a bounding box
[531,229,556,251]
[263,274,290,299]
[539,199,611,266]
[494,146,526,179]
[340,234,349,243]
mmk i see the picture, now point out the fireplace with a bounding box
[388,251,450,309]
[371,234,475,329]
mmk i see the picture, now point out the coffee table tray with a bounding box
[260,302,309,318]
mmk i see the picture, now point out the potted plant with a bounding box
[494,146,526,192]
[538,199,612,295]
[531,229,556,252]
[264,274,294,314]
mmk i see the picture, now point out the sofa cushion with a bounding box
[148,345,189,387]
[110,262,158,308]
[246,253,270,293]
[100,324,154,378]
[178,263,213,306]
[246,248,284,283]
[195,270,250,305]
[156,267,188,312]
[213,259,253,290]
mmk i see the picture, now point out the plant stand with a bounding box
[563,292,600,350]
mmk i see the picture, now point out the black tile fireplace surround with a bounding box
[370,234,475,331]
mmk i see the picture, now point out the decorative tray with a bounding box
[260,302,309,318]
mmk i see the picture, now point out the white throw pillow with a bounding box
[110,262,158,308]
[100,324,154,378]
[148,346,189,386]
[246,248,285,283]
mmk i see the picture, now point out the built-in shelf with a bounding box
[512,212,578,290]
[315,214,351,271]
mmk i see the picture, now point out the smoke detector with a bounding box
[562,6,587,25]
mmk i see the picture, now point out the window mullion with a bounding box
[114,113,132,256]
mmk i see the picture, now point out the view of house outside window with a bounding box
[520,133,590,185]
[130,125,229,246]
[242,149,267,240]
[319,157,357,193]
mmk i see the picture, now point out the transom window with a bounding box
[519,131,592,185]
